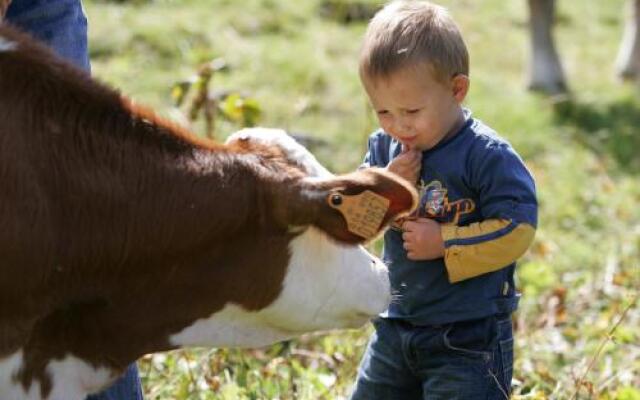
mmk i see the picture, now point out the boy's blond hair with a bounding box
[359,0,469,82]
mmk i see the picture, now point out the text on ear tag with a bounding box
[327,190,390,239]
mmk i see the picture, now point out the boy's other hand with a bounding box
[386,146,421,184]
[401,218,445,260]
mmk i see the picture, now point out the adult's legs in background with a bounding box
[5,1,144,399]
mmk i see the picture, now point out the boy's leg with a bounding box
[5,2,143,399]
[350,318,422,400]
[415,314,513,400]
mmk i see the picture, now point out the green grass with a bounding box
[84,0,639,398]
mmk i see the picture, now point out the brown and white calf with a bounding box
[0,25,416,399]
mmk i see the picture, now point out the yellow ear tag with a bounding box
[327,190,391,239]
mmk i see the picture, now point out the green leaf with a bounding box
[171,81,192,107]
[219,93,262,127]
[615,386,640,400]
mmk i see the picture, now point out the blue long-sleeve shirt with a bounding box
[363,110,537,325]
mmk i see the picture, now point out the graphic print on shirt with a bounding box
[392,179,475,230]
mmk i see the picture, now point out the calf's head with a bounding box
[187,128,418,344]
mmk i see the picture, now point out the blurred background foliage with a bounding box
[84,0,639,398]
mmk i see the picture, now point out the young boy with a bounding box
[351,1,538,399]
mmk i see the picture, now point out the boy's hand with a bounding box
[401,218,445,260]
[386,145,421,184]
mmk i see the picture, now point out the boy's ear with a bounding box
[451,74,470,103]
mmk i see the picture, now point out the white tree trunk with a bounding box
[527,0,567,94]
[615,0,640,80]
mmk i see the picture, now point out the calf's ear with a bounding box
[287,168,417,244]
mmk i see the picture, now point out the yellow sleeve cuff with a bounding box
[442,220,536,283]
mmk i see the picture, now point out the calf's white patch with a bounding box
[170,226,391,349]
[0,35,17,52]
[0,351,115,400]
[226,128,333,178]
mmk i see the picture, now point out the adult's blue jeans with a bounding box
[5,1,143,399]
[85,364,144,400]
[6,0,90,71]
[350,314,514,400]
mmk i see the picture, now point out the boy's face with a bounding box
[363,64,468,151]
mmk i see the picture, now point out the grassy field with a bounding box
[83,0,639,398]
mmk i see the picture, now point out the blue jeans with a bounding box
[350,314,514,400]
[85,364,144,400]
[5,1,143,399]
[5,0,90,71]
